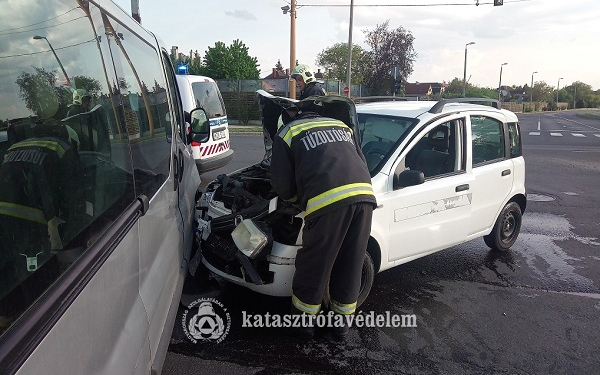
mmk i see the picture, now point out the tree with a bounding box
[203,40,260,79]
[442,77,496,99]
[15,67,70,118]
[362,20,417,95]
[315,42,368,83]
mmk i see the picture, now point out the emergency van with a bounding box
[176,75,234,173]
[0,0,201,373]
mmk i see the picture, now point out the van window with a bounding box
[107,19,171,198]
[471,116,505,166]
[0,0,136,336]
[191,82,227,118]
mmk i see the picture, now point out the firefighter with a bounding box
[291,64,326,100]
[270,103,376,341]
[0,122,80,293]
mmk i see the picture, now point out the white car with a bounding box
[196,91,526,307]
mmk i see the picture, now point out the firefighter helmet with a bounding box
[72,89,91,105]
[291,64,316,84]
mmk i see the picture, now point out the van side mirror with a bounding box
[189,108,210,143]
[393,168,424,190]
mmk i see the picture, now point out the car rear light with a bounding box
[191,141,201,146]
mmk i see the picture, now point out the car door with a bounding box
[467,113,514,237]
[382,116,474,263]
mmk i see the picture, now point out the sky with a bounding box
[112,0,600,91]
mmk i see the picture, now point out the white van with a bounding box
[0,0,201,373]
[176,75,234,173]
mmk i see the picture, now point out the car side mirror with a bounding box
[393,168,424,190]
[189,108,210,143]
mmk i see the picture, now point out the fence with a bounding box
[216,79,370,124]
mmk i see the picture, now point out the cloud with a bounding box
[224,9,257,21]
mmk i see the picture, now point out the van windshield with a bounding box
[191,82,227,118]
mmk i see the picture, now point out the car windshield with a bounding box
[191,82,227,118]
[358,113,418,174]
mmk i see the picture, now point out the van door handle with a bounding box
[502,169,511,176]
[455,184,469,192]
[178,150,184,182]
[173,153,179,191]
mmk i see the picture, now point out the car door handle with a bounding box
[502,169,511,176]
[455,184,469,192]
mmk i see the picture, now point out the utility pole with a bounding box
[289,0,297,99]
[345,0,354,98]
[131,0,141,23]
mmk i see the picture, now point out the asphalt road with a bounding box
[163,110,600,374]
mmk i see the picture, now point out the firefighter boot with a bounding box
[328,311,351,341]
[288,305,316,339]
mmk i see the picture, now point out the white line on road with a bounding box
[595,134,600,138]
[550,133,563,137]
[529,131,540,136]
[571,133,586,137]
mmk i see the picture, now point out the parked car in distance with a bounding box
[176,74,234,173]
[195,91,526,308]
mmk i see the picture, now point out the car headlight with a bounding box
[231,219,268,259]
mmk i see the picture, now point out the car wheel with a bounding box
[322,251,375,310]
[484,201,522,251]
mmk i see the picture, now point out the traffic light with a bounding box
[494,0,503,6]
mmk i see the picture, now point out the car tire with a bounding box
[322,251,375,310]
[484,201,522,251]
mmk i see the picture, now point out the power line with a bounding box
[0,38,97,60]
[298,0,532,6]
[0,7,79,34]
[0,16,87,37]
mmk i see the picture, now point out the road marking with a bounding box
[529,131,540,136]
[571,133,585,137]
[595,134,600,138]
[550,133,563,137]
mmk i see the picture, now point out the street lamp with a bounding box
[33,35,71,87]
[530,71,538,103]
[556,77,563,108]
[281,2,297,99]
[345,0,354,98]
[462,42,475,97]
[498,62,508,102]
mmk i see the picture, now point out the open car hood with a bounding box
[256,90,360,148]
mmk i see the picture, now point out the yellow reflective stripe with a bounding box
[292,294,320,315]
[306,183,374,216]
[0,202,47,225]
[331,299,357,315]
[9,140,65,158]
[282,120,350,146]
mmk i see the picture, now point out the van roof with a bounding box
[175,75,216,83]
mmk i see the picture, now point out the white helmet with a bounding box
[73,89,90,105]
[291,64,316,84]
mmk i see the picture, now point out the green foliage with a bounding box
[71,75,102,98]
[15,67,70,118]
[315,42,368,83]
[203,40,260,79]
[362,20,417,95]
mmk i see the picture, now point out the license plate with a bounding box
[213,130,226,140]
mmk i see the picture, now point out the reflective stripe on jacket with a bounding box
[271,116,376,219]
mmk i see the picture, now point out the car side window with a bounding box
[508,122,522,158]
[405,119,464,179]
[471,116,506,166]
[0,1,136,336]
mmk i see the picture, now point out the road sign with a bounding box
[343,86,349,94]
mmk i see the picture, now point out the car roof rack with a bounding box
[428,97,500,114]
[353,96,419,104]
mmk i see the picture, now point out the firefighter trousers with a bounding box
[292,202,373,315]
